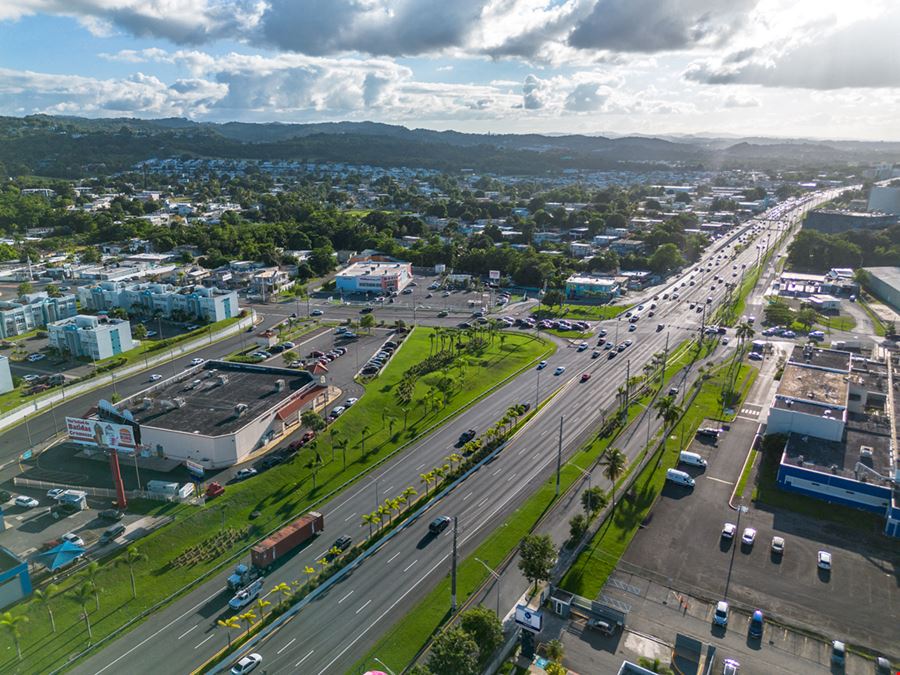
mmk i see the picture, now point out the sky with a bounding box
[1,0,899,141]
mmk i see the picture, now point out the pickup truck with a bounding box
[228,578,265,611]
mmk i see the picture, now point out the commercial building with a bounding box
[0,546,32,610]
[0,355,12,395]
[336,261,412,294]
[862,266,900,313]
[564,275,621,302]
[78,282,239,323]
[765,345,900,538]
[111,361,323,469]
[867,185,900,215]
[0,292,77,339]
[48,315,135,360]
[803,209,897,234]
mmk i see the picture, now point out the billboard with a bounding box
[514,605,543,633]
[66,417,137,452]
[489,269,501,280]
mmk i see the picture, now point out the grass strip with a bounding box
[531,303,632,321]
[734,449,757,499]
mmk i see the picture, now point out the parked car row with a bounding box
[360,336,402,376]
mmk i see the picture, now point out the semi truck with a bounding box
[225,511,324,591]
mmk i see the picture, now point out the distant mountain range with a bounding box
[1,115,899,178]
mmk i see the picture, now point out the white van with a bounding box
[679,451,707,468]
[666,468,695,487]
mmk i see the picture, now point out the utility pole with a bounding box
[555,416,564,497]
[451,516,458,612]
[622,360,631,423]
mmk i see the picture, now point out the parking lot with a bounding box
[620,415,900,658]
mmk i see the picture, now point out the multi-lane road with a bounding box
[63,190,839,675]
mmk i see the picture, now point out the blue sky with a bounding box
[1,1,899,140]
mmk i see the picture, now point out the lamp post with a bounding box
[372,657,396,675]
[570,462,592,513]
[474,557,502,618]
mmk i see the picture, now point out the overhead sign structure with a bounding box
[66,417,137,452]
[515,605,543,633]
[489,269,501,280]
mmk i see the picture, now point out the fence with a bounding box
[13,476,181,503]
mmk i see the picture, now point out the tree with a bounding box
[654,396,682,432]
[256,597,271,618]
[796,307,817,331]
[580,486,607,515]
[132,323,148,340]
[282,349,297,366]
[300,411,326,432]
[518,533,556,591]
[541,288,564,309]
[45,283,61,298]
[460,606,503,665]
[360,313,376,333]
[648,243,685,275]
[362,512,378,537]
[545,638,564,662]
[217,616,240,647]
[238,610,256,635]
[569,513,589,542]
[427,626,480,675]
[16,281,32,297]
[31,583,59,633]
[271,582,292,606]
[360,425,370,455]
[115,546,147,599]
[545,662,567,675]
[0,611,27,661]
[83,561,102,611]
[72,582,95,640]
[601,447,628,508]
[764,298,794,326]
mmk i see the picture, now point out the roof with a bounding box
[787,345,851,373]
[33,540,85,570]
[864,266,900,290]
[566,275,618,287]
[338,262,410,279]
[776,364,847,407]
[126,361,313,436]
[781,427,893,483]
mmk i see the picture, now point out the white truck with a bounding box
[228,578,265,611]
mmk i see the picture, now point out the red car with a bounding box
[580,373,591,382]
[205,482,225,499]
[301,430,316,444]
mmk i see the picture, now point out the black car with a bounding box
[260,455,283,469]
[429,516,451,534]
[333,535,352,551]
[99,509,124,521]
[360,307,374,314]
[458,429,477,445]
[0,489,11,503]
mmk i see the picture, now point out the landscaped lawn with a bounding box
[532,303,631,321]
[1,327,551,675]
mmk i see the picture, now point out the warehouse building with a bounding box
[867,185,900,215]
[765,345,900,538]
[803,209,897,234]
[336,261,412,294]
[48,314,135,360]
[114,361,323,469]
[862,266,900,313]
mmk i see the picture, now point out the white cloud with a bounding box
[723,93,760,108]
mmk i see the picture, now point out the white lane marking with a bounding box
[338,590,354,604]
[277,638,297,655]
[384,485,394,494]
[463,491,473,501]
[403,559,418,573]
[518,447,528,455]
[315,550,328,561]
[491,467,502,476]
[477,497,489,508]
[177,624,198,640]
[91,585,228,673]
[355,599,372,614]
[506,472,517,482]
[416,463,426,470]
[194,634,215,649]
[533,452,541,460]
[387,551,401,564]
[296,650,315,667]
[344,512,357,522]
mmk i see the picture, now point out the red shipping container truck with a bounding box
[251,511,324,571]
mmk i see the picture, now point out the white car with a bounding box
[721,523,736,539]
[231,653,262,675]
[149,374,163,382]
[47,488,65,499]
[771,536,785,554]
[329,406,346,418]
[189,358,204,366]
[26,353,46,362]
[722,658,740,675]
[14,495,39,508]
[817,550,832,570]
[23,374,41,383]
[343,397,358,407]
[62,532,85,547]
[741,527,757,546]
[310,309,324,316]
[234,468,257,481]
[713,600,729,626]
[536,360,547,370]
[554,366,566,375]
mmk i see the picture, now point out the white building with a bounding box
[78,282,239,323]
[0,292,78,339]
[48,315,135,360]
[0,355,13,394]
[336,261,412,294]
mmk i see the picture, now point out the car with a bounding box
[329,405,347,418]
[14,495,39,508]
[721,523,736,539]
[537,360,547,370]
[721,337,730,345]
[429,516,451,534]
[748,352,763,361]
[831,640,846,667]
[607,351,617,359]
[722,658,740,675]
[359,307,374,314]
[586,617,616,635]
[713,600,729,626]
[0,490,10,503]
[95,508,125,523]
[99,523,126,544]
[333,535,352,552]
[344,397,358,407]
[591,350,600,359]
[624,339,633,346]
[603,341,613,349]
[149,374,163,382]
[27,353,46,362]
[145,330,158,337]
[229,579,265,610]
[206,482,225,499]
[817,550,832,570]
[310,309,324,316]
[23,374,41,383]
[771,536,785,554]
[437,310,449,317]
[185,324,200,331]
[62,532,85,547]
[235,468,257,481]
[628,324,636,332]
[741,527,756,546]
[597,329,607,337]
[47,488,65,500]
[617,344,626,352]
[189,358,204,366]
[577,342,588,352]
[458,429,477,444]
[554,366,566,375]
[748,610,764,639]
[580,373,591,382]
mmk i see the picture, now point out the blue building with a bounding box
[564,274,620,302]
[0,545,32,609]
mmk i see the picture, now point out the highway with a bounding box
[67,191,839,674]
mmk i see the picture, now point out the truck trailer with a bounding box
[250,511,324,572]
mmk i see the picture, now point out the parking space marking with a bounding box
[277,638,296,655]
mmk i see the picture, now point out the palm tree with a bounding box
[376,504,389,529]
[238,610,256,635]
[217,616,240,647]
[360,425,370,455]
[654,395,682,433]
[420,471,433,495]
[337,438,349,471]
[0,612,28,661]
[256,597,271,619]
[31,583,58,633]
[72,582,95,641]
[116,546,148,599]
[271,582,292,607]
[387,417,396,438]
[601,447,628,509]
[309,454,322,489]
[83,561,102,611]
[402,486,417,510]
[303,565,315,585]
[446,453,462,471]
[362,512,378,537]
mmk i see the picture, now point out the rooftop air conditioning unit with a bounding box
[275,379,285,393]
[234,403,248,417]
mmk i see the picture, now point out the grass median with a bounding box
[531,303,631,321]
[2,327,552,675]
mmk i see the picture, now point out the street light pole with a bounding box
[555,416,564,497]
[373,657,397,675]
[474,557,502,618]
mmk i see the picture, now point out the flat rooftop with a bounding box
[772,396,844,417]
[339,262,409,278]
[777,364,848,407]
[782,427,893,483]
[125,361,313,436]
[787,345,851,373]
[864,266,900,291]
